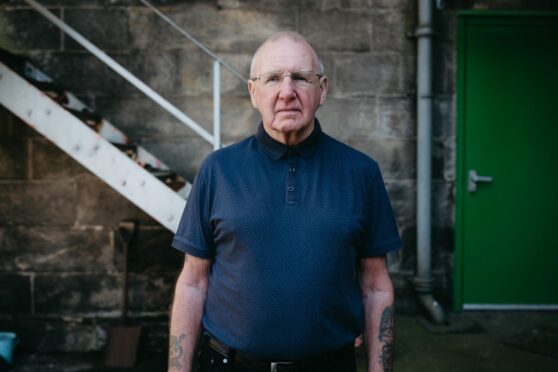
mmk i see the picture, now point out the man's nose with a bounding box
[278,76,296,99]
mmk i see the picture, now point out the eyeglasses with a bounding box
[250,71,323,87]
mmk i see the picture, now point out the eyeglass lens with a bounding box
[260,71,318,86]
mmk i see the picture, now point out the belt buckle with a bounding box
[271,362,293,372]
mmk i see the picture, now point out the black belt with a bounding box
[205,335,352,371]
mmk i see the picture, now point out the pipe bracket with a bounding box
[410,25,436,38]
[413,276,434,292]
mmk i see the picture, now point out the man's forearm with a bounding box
[359,257,395,372]
[363,292,394,372]
[168,280,206,372]
[168,258,210,372]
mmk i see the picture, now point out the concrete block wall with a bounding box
[0,0,513,353]
[0,105,184,353]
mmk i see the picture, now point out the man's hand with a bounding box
[359,256,395,372]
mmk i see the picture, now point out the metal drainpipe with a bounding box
[414,0,446,324]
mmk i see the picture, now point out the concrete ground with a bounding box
[6,312,558,372]
[391,312,558,372]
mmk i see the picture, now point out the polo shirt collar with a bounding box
[256,119,323,160]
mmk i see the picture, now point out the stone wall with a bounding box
[6,0,557,356]
[0,0,465,354]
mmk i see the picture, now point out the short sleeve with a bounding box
[171,169,215,259]
[360,167,402,257]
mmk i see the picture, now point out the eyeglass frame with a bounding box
[249,70,324,87]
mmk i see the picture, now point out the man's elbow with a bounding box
[175,257,211,295]
[360,275,394,301]
[176,272,209,295]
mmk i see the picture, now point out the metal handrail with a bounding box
[138,0,247,83]
[23,0,222,150]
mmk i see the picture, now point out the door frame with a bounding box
[454,10,558,311]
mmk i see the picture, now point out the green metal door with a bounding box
[455,12,558,310]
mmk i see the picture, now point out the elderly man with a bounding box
[169,31,401,372]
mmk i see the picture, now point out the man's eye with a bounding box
[291,73,308,82]
[264,74,281,83]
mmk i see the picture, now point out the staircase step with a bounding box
[66,107,103,130]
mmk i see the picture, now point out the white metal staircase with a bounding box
[0,0,247,233]
[0,51,188,232]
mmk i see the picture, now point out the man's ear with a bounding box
[248,80,258,109]
[318,76,328,106]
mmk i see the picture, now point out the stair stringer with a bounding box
[0,61,186,232]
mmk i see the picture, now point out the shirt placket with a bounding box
[286,150,298,204]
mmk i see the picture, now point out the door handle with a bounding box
[468,169,493,193]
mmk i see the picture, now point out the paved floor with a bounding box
[6,312,558,372]
[391,312,558,372]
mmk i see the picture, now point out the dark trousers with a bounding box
[194,337,357,372]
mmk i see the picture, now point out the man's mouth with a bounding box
[276,108,300,113]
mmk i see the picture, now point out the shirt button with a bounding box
[288,186,295,192]
[289,167,296,173]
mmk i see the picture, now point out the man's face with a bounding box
[248,38,328,138]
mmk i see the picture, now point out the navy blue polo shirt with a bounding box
[172,120,401,360]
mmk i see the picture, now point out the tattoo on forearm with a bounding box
[378,305,394,342]
[378,305,394,371]
[169,333,186,369]
[380,342,394,371]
